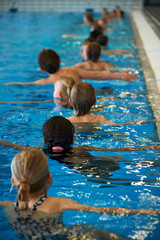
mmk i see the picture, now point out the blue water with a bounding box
[0,12,160,240]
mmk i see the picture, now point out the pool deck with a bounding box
[132,11,160,138]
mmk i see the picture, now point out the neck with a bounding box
[29,190,46,200]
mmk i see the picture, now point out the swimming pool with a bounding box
[0,11,160,239]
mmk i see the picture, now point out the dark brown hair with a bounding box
[38,49,60,74]
[84,13,94,23]
[87,42,101,62]
[71,82,96,116]
[42,116,74,152]
[96,34,109,46]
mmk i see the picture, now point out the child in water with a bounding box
[76,42,113,70]
[53,76,76,108]
[4,48,137,85]
[0,76,76,109]
[80,37,134,63]
[68,82,156,125]
[0,115,159,153]
[0,149,159,239]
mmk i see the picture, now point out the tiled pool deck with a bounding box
[132,11,160,138]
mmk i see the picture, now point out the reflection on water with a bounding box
[0,12,160,240]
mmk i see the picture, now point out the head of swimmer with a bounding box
[53,77,76,101]
[38,48,60,74]
[42,116,75,153]
[11,149,52,210]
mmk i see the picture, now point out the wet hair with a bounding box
[55,76,76,99]
[71,82,96,116]
[86,42,101,62]
[96,34,109,46]
[11,149,49,210]
[84,12,95,24]
[38,49,60,74]
[42,116,75,152]
[90,25,103,39]
[98,18,108,29]
[82,37,95,45]
[102,7,108,15]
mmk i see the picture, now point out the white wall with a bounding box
[0,0,143,12]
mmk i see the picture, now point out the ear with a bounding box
[69,98,72,106]
[47,173,52,185]
[40,68,46,72]
[11,177,16,186]
[59,92,64,99]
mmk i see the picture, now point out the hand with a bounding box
[122,70,137,83]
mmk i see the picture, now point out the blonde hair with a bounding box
[71,82,96,116]
[11,149,49,210]
[55,77,76,99]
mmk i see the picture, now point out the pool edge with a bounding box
[131,11,160,139]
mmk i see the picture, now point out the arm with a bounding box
[0,140,29,150]
[62,34,81,38]
[3,78,51,86]
[117,119,156,126]
[97,97,121,101]
[77,68,137,83]
[102,50,134,54]
[61,198,160,215]
[73,145,160,152]
[0,100,53,104]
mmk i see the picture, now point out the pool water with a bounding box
[0,12,160,240]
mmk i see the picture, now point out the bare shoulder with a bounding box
[90,114,108,123]
[75,62,86,68]
[41,196,80,213]
[67,116,78,123]
[92,115,115,125]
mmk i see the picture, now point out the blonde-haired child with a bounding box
[54,76,75,100]
[0,149,159,239]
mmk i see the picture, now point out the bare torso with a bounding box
[76,60,112,71]
[68,114,115,124]
[39,67,82,85]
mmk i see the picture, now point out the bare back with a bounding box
[68,114,115,124]
[76,60,112,71]
[50,66,82,84]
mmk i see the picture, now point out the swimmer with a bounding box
[0,148,131,240]
[83,12,112,30]
[96,34,133,53]
[90,24,103,39]
[97,18,112,30]
[83,12,97,26]
[80,37,95,61]
[0,115,159,158]
[68,82,156,125]
[1,77,76,109]
[53,76,76,108]
[3,49,137,85]
[76,42,114,70]
[1,149,159,239]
